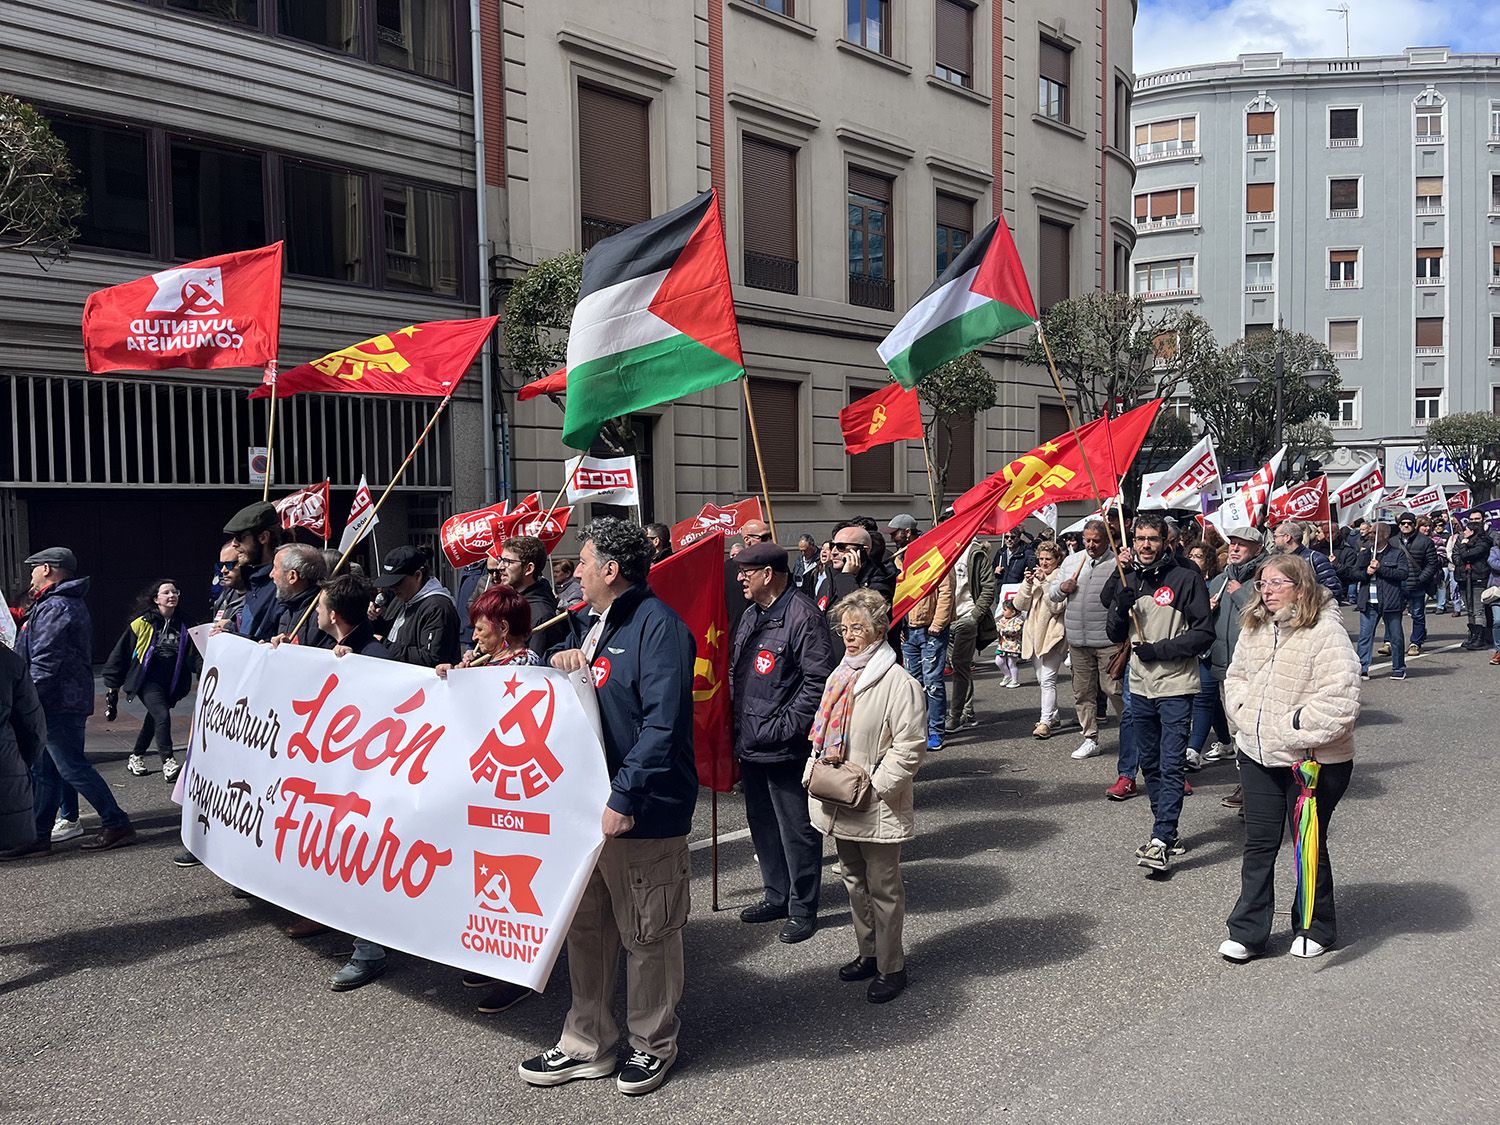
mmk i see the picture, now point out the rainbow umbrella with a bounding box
[1290,758,1322,933]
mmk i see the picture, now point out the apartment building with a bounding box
[487,0,1137,530]
[1131,48,1500,482]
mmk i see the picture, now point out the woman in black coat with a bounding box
[0,642,48,851]
[102,579,199,782]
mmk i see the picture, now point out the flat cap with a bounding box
[373,545,428,587]
[223,501,279,536]
[1225,526,1261,543]
[24,546,77,571]
[735,542,790,573]
[885,513,918,532]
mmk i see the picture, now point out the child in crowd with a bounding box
[994,597,1024,687]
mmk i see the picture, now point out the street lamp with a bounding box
[1232,320,1334,453]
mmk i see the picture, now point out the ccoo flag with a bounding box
[877,215,1036,389]
[840,382,923,455]
[563,190,744,449]
[337,476,381,554]
[252,316,498,399]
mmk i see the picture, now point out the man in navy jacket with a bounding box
[521,518,695,1098]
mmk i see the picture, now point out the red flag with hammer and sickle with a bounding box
[839,382,923,455]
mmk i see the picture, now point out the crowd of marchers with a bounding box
[0,497,1495,1098]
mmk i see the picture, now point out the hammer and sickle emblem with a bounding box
[996,455,1076,512]
[310,334,413,382]
[894,546,946,607]
[868,404,888,435]
[693,654,722,703]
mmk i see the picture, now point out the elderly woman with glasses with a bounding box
[803,588,925,1003]
[1220,554,1360,962]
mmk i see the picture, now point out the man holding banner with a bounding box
[521,518,696,1097]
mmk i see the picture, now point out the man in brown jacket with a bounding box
[902,561,953,752]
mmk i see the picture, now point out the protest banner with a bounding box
[180,634,609,991]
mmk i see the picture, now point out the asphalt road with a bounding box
[3,610,1498,1124]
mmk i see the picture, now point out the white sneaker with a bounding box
[1290,936,1327,958]
[1218,939,1257,962]
[1184,748,1204,772]
[126,753,149,776]
[162,757,181,782]
[51,818,83,843]
[1071,737,1100,760]
[1005,678,1021,689]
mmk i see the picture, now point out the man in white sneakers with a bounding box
[1055,521,1123,761]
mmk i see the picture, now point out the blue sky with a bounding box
[1135,0,1500,74]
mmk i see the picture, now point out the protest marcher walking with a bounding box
[994,528,1034,586]
[1220,554,1360,961]
[805,588,925,1004]
[1355,523,1411,679]
[944,532,995,732]
[730,542,836,943]
[521,519,696,1097]
[2,548,136,858]
[1388,512,1438,656]
[1271,522,1342,601]
[791,534,820,588]
[271,544,330,647]
[1454,510,1495,651]
[490,535,566,655]
[0,641,47,853]
[1010,541,1067,740]
[102,578,199,781]
[1055,520,1123,761]
[644,523,673,565]
[1205,526,1267,810]
[372,546,460,667]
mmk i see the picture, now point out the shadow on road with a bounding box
[1327,880,1473,968]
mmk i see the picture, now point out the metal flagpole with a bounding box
[741,378,779,542]
[261,362,279,501]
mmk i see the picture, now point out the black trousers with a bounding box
[740,758,822,919]
[130,678,176,760]
[1228,755,1353,949]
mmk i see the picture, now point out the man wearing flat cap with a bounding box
[222,500,284,641]
[729,541,836,943]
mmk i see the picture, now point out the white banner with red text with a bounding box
[181,634,609,991]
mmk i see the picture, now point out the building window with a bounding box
[1244,254,1274,291]
[1133,257,1194,299]
[1493,244,1500,286]
[848,169,894,310]
[277,0,361,55]
[1328,107,1360,146]
[1490,315,1500,357]
[847,0,891,55]
[1245,323,1274,340]
[577,84,651,250]
[1133,186,1196,230]
[375,0,457,84]
[381,182,459,296]
[1113,241,1130,293]
[750,0,793,13]
[934,0,973,88]
[745,377,801,493]
[1491,173,1500,214]
[1415,316,1445,354]
[49,118,151,254]
[936,413,975,491]
[1415,176,1444,214]
[1114,79,1130,151]
[1416,247,1443,284]
[169,141,267,260]
[283,161,368,283]
[1327,319,1360,359]
[167,0,258,25]
[1415,108,1444,142]
[742,136,799,294]
[1330,389,1360,429]
[847,384,895,493]
[1415,388,1443,425]
[1328,249,1359,288]
[1246,110,1276,148]
[1491,100,1500,142]
[934,191,973,275]
[1328,177,1360,216]
[1038,218,1072,310]
[1246,182,1275,218]
[1038,38,1071,124]
[1134,116,1197,162]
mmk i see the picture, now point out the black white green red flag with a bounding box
[877,215,1036,389]
[562,190,744,449]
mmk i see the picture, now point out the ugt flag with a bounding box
[82,242,283,373]
[840,382,922,455]
[563,190,744,449]
[274,481,330,540]
[253,316,498,399]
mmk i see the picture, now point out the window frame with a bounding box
[1414,387,1444,426]
[1133,114,1198,163]
[45,111,155,257]
[1327,105,1362,147]
[1133,255,1197,300]
[1329,388,1361,430]
[1245,182,1276,219]
[1132,184,1198,232]
[1327,247,1361,289]
[1327,175,1362,218]
[1414,316,1445,355]
[1415,175,1445,215]
[1325,317,1362,360]
[1038,36,1072,125]
[744,375,803,494]
[933,0,975,89]
[847,167,896,310]
[740,133,800,294]
[846,0,893,57]
[166,134,271,262]
[934,190,975,276]
[1243,254,1274,292]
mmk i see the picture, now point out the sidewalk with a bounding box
[82,673,188,758]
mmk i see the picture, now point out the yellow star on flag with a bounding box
[1040,439,1061,454]
[396,325,420,338]
[704,622,723,649]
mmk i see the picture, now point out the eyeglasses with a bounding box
[1254,578,1293,591]
[833,622,872,636]
[485,569,503,578]
[742,532,770,543]
[497,556,522,566]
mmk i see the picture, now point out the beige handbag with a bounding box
[807,752,872,809]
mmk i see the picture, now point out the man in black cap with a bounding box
[730,541,836,944]
[372,545,460,667]
[222,501,283,640]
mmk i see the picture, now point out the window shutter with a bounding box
[1038,403,1070,444]
[936,413,975,492]
[1180,116,1197,142]
[849,168,891,202]
[1416,176,1444,196]
[1038,219,1071,310]
[1178,187,1195,214]
[1147,120,1177,143]
[1246,111,1275,136]
[1492,317,1500,351]
[935,191,973,235]
[1417,248,1442,259]
[1133,194,1148,220]
[1330,250,1358,263]
[1329,179,1359,209]
[1329,108,1358,138]
[745,378,800,493]
[1415,317,1443,347]
[578,84,651,225]
[1038,39,1070,85]
[742,136,797,259]
[1328,321,1359,352]
[1134,123,1148,146]
[935,0,972,75]
[847,385,895,493]
[1246,183,1275,213]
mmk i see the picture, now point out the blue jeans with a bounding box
[1128,692,1192,845]
[1117,664,1138,779]
[1357,608,1406,674]
[1189,661,1229,751]
[1405,588,1427,648]
[32,712,130,837]
[57,781,79,823]
[901,628,949,739]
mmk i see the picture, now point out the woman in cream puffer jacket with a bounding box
[1221,554,1360,963]
[1009,540,1068,739]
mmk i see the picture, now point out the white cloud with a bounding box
[1134,0,1500,75]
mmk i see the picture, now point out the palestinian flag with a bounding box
[878,215,1036,389]
[563,190,744,449]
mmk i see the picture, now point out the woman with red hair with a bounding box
[436,584,543,675]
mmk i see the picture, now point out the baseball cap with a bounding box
[24,546,77,571]
[736,542,790,573]
[1225,526,1261,544]
[885,513,918,532]
[223,500,279,536]
[373,545,428,587]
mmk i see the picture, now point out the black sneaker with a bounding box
[518,1046,616,1087]
[461,971,492,988]
[616,1049,673,1096]
[477,981,532,1013]
[1134,839,1186,858]
[172,849,202,868]
[738,900,788,924]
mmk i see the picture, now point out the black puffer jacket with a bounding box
[730,584,836,765]
[1453,528,1494,588]
[0,644,47,850]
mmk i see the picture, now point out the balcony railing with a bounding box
[1414,275,1445,286]
[582,216,632,251]
[1139,288,1198,302]
[1415,202,1445,215]
[1329,137,1360,148]
[1328,208,1360,219]
[1415,345,1445,356]
[1245,136,1276,150]
[744,252,799,294]
[1244,282,1275,293]
[1328,277,1360,289]
[1134,140,1199,164]
[849,272,895,311]
[1490,346,1500,359]
[1415,131,1445,144]
[1246,211,1276,222]
[1331,348,1360,359]
[1135,213,1197,232]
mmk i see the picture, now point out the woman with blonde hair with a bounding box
[1220,553,1360,961]
[804,588,925,1003]
[1010,540,1067,739]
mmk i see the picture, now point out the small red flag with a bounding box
[517,368,567,401]
[251,315,498,399]
[670,497,763,551]
[840,382,923,455]
[646,531,736,792]
[1267,477,1331,528]
[511,492,542,514]
[504,506,573,553]
[440,502,512,568]
[273,481,330,540]
[82,243,283,373]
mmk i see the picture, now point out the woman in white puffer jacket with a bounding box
[1221,553,1361,962]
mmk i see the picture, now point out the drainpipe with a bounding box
[471,0,497,500]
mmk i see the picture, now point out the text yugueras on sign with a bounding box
[182,634,608,990]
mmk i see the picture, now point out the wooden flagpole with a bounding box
[261,362,279,501]
[322,478,330,548]
[741,378,779,542]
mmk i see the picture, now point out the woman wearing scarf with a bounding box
[102,578,198,782]
[1221,554,1360,961]
[803,588,925,1003]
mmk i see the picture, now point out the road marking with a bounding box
[1368,640,1463,672]
[689,827,752,852]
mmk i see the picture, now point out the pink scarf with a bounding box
[810,649,872,761]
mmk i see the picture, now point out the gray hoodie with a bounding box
[1208,554,1264,681]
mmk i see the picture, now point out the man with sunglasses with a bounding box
[1385,511,1439,657]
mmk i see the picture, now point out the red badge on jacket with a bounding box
[1153,586,1174,606]
[754,650,776,675]
[591,657,611,688]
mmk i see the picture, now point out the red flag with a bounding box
[840,382,923,455]
[274,481,330,539]
[251,315,498,399]
[440,503,512,568]
[1266,476,1330,528]
[504,506,573,553]
[670,497,763,551]
[1447,489,1472,514]
[517,368,567,401]
[512,492,541,514]
[82,243,283,373]
[647,531,735,792]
